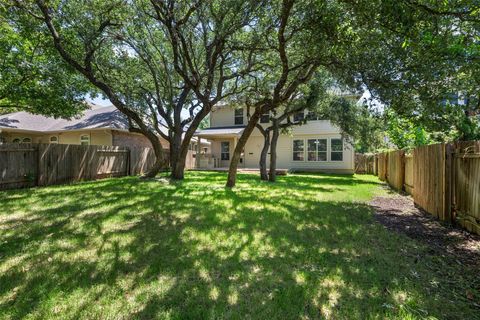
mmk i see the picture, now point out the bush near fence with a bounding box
[355,141,480,235]
[0,143,194,190]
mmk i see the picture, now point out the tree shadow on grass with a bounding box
[0,172,478,319]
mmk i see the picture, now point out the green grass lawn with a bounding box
[0,172,478,319]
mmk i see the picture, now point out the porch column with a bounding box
[196,137,201,168]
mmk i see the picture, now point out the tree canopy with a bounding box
[0,3,91,117]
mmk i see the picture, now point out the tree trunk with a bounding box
[143,133,166,178]
[226,110,262,188]
[171,138,189,180]
[268,120,280,182]
[259,130,270,181]
[169,129,185,180]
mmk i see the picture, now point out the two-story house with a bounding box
[194,105,355,173]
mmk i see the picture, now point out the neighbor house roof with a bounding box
[195,126,245,137]
[0,105,129,133]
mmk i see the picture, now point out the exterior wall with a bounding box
[1,130,112,145]
[0,129,173,149]
[206,106,354,172]
[112,130,150,148]
[244,134,354,173]
[52,130,112,145]
[210,107,247,127]
[210,138,238,168]
[0,132,44,143]
[207,133,353,172]
[210,106,341,135]
[111,130,170,149]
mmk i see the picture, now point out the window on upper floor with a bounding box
[234,108,244,125]
[260,111,270,123]
[293,111,304,122]
[331,138,343,161]
[306,111,323,121]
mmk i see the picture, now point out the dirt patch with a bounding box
[370,193,480,268]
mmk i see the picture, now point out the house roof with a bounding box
[195,126,246,137]
[0,105,129,133]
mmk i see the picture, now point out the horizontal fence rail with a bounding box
[355,140,480,235]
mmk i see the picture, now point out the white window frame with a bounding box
[260,111,270,123]
[49,136,59,144]
[221,141,230,160]
[80,134,90,146]
[307,138,327,162]
[12,138,21,143]
[306,111,322,121]
[22,137,32,143]
[293,111,305,122]
[330,138,344,162]
[292,139,305,162]
[234,108,244,125]
[0,136,5,144]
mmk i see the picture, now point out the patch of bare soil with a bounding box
[370,193,480,268]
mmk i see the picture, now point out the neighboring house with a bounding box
[0,104,169,149]
[194,104,356,173]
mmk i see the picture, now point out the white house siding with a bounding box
[205,107,355,173]
[210,107,247,127]
[244,134,354,172]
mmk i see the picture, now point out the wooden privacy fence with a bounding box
[357,140,480,235]
[354,154,375,174]
[0,143,162,190]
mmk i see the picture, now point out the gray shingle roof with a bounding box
[0,106,129,132]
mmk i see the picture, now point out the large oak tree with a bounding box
[12,0,261,178]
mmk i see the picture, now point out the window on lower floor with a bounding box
[331,138,343,161]
[307,139,327,161]
[292,139,304,161]
[22,138,31,143]
[80,134,90,145]
[12,138,21,143]
[221,141,230,160]
[0,136,5,144]
[49,136,59,144]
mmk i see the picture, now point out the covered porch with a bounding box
[194,126,245,169]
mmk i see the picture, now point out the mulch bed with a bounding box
[370,193,480,268]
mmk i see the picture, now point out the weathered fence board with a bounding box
[452,141,480,234]
[354,154,375,174]
[0,144,38,190]
[386,150,405,191]
[413,143,447,221]
[404,154,414,195]
[377,153,388,181]
[130,146,157,176]
[38,144,129,186]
